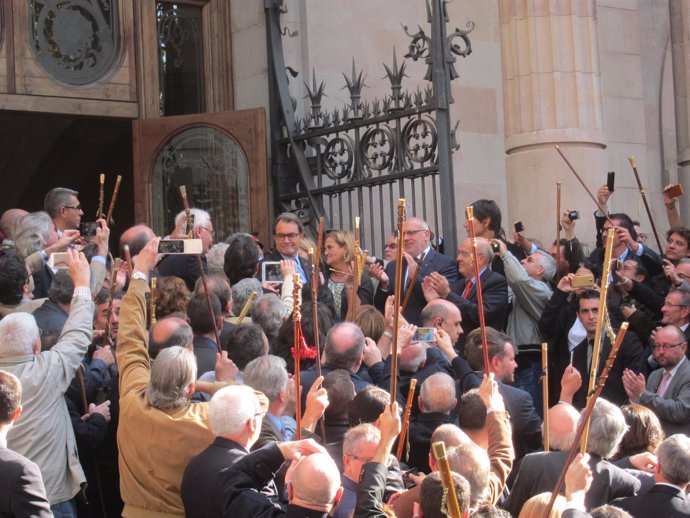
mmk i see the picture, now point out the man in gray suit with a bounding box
[623,325,690,436]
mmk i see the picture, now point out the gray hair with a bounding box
[0,313,39,357]
[14,211,53,257]
[174,208,211,234]
[206,242,229,276]
[274,212,304,234]
[584,398,627,459]
[447,443,490,506]
[209,384,260,437]
[476,238,494,265]
[252,293,286,335]
[657,434,690,486]
[532,249,557,283]
[48,270,75,304]
[44,188,78,219]
[243,355,288,402]
[231,278,261,317]
[148,319,194,359]
[420,372,456,414]
[343,423,381,456]
[324,322,366,370]
[146,346,197,409]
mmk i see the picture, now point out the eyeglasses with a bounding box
[63,205,82,211]
[201,227,215,238]
[664,304,688,309]
[275,233,301,241]
[653,343,684,351]
[403,229,427,237]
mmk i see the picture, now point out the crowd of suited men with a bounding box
[0,182,689,518]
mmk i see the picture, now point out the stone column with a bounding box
[498,0,607,248]
[669,0,690,219]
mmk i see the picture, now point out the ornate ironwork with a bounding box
[157,3,202,70]
[265,0,473,257]
[29,0,120,85]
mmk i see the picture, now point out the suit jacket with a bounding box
[407,412,453,473]
[504,451,640,516]
[639,357,690,436]
[447,268,509,352]
[374,249,459,325]
[612,483,690,518]
[32,299,69,349]
[0,447,53,518]
[182,437,275,518]
[156,253,208,291]
[561,330,645,409]
[193,335,218,377]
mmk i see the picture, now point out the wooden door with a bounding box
[132,108,269,244]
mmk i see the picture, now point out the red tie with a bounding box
[462,280,474,299]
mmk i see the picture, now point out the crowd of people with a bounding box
[0,183,689,518]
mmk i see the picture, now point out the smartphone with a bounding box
[607,171,615,193]
[571,273,594,289]
[491,241,500,253]
[665,183,684,198]
[79,222,98,237]
[568,210,580,222]
[157,239,203,254]
[514,221,524,233]
[261,261,283,284]
[414,327,436,342]
[48,252,69,269]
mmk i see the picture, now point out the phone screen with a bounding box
[158,240,185,254]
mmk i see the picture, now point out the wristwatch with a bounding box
[132,271,148,282]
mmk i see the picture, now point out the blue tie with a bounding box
[293,258,307,283]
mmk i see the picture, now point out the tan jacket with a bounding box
[117,279,215,518]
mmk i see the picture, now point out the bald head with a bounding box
[0,209,29,239]
[421,299,463,343]
[548,403,580,451]
[323,322,365,372]
[149,317,193,359]
[420,372,457,414]
[290,453,342,511]
[120,224,156,257]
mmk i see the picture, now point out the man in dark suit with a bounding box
[260,212,310,284]
[373,216,459,325]
[623,325,690,436]
[422,237,509,352]
[0,371,53,518]
[504,398,641,516]
[181,385,273,518]
[612,434,690,518]
[460,327,542,462]
[550,288,645,409]
[157,208,214,290]
[188,292,222,377]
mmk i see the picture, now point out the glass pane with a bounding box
[151,127,250,241]
[29,0,120,85]
[157,3,205,116]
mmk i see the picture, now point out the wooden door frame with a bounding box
[132,108,269,244]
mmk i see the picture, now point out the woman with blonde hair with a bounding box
[518,492,566,518]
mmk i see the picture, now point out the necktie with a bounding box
[586,338,594,373]
[292,258,307,283]
[462,280,474,299]
[656,370,672,397]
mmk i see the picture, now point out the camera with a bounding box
[514,221,524,233]
[568,210,580,222]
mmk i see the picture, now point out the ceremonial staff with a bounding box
[628,156,664,253]
[149,277,157,327]
[123,245,133,278]
[314,217,324,287]
[345,217,365,321]
[292,274,304,440]
[233,291,257,324]
[556,182,562,282]
[178,186,221,352]
[542,342,549,452]
[466,206,491,373]
[103,267,118,344]
[105,175,122,226]
[396,378,417,460]
[432,441,463,518]
[390,199,406,401]
[581,228,615,453]
[555,146,613,225]
[541,323,628,518]
[308,247,327,442]
[97,174,105,220]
